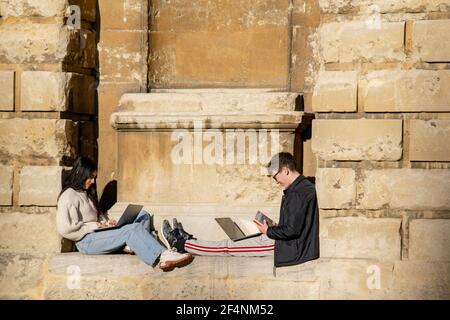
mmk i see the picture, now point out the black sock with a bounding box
[174,238,187,253]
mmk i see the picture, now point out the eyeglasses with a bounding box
[271,169,281,181]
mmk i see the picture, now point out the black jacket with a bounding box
[266,175,320,267]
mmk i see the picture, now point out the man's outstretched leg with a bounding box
[162,219,274,257]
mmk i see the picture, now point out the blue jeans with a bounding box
[76,210,166,265]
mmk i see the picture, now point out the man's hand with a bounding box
[253,219,269,234]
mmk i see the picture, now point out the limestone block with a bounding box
[0,119,78,161]
[311,119,403,161]
[99,0,147,30]
[317,259,395,299]
[409,120,450,161]
[19,167,64,206]
[0,212,60,253]
[99,30,147,85]
[65,28,97,69]
[391,261,450,299]
[150,28,289,88]
[413,20,450,62]
[361,70,450,112]
[149,0,291,88]
[318,0,450,13]
[49,253,153,276]
[320,217,402,260]
[44,276,146,300]
[0,166,13,206]
[21,71,72,112]
[118,90,299,113]
[0,23,68,64]
[0,0,67,17]
[312,71,357,112]
[212,278,320,300]
[320,21,404,63]
[117,131,292,205]
[0,253,44,299]
[315,168,355,209]
[0,0,96,21]
[358,169,450,210]
[150,0,289,33]
[0,70,14,111]
[409,219,450,262]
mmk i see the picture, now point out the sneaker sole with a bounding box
[160,222,171,249]
[159,253,194,272]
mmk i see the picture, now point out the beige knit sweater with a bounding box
[56,188,100,241]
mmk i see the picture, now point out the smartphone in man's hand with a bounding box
[255,211,276,227]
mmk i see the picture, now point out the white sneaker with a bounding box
[159,249,193,272]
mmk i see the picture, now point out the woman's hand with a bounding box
[107,219,117,226]
[96,222,108,228]
[253,219,269,234]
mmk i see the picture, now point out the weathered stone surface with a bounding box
[320,217,402,260]
[317,259,395,299]
[0,212,60,254]
[44,276,146,299]
[0,70,14,111]
[99,0,147,30]
[0,119,78,161]
[320,21,404,63]
[0,23,68,64]
[41,255,450,299]
[99,30,147,85]
[0,253,44,299]
[21,71,72,111]
[358,169,450,210]
[148,0,289,87]
[65,28,97,69]
[409,120,450,161]
[311,119,403,160]
[318,0,450,13]
[0,0,67,17]
[116,131,292,205]
[118,90,299,113]
[212,278,320,300]
[0,22,94,67]
[0,0,96,21]
[315,168,355,209]
[21,71,95,113]
[0,166,13,206]
[409,219,450,262]
[413,20,450,62]
[19,166,64,206]
[391,261,450,299]
[150,0,289,32]
[150,28,289,88]
[312,71,357,112]
[361,70,450,112]
[49,253,153,276]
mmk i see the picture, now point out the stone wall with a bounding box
[310,0,450,297]
[0,0,449,299]
[96,0,148,197]
[0,0,97,299]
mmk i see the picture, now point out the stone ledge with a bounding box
[111,90,307,131]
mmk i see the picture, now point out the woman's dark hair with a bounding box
[58,156,99,213]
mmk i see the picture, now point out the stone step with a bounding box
[117,90,301,113]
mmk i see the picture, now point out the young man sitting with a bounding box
[161,152,320,267]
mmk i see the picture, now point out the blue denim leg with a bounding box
[76,212,165,265]
[134,209,151,232]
